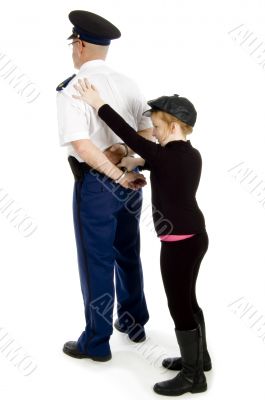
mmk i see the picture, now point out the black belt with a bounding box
[68,156,92,181]
[68,155,126,182]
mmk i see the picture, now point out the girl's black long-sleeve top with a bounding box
[98,104,206,236]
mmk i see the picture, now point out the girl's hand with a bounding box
[117,156,139,171]
[72,78,105,111]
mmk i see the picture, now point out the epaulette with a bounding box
[56,74,76,91]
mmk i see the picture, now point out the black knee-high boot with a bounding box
[153,325,207,396]
[162,308,212,372]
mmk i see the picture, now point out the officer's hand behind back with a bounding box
[119,171,147,190]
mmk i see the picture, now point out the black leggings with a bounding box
[160,230,209,331]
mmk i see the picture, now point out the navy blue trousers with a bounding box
[72,167,149,357]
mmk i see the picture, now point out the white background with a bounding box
[1,0,265,398]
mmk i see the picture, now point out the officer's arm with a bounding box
[71,139,126,180]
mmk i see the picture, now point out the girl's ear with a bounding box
[170,122,177,133]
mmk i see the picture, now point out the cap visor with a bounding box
[142,109,152,117]
[67,33,76,40]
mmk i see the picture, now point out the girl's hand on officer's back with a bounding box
[73,78,105,111]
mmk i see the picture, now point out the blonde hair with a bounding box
[153,110,193,135]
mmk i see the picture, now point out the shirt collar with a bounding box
[164,140,191,147]
[79,59,106,72]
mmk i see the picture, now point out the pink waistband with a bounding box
[159,234,196,242]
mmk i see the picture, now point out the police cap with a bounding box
[67,10,121,46]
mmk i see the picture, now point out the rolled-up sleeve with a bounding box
[57,91,90,146]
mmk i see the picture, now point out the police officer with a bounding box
[56,10,153,361]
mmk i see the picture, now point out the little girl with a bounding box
[73,78,211,397]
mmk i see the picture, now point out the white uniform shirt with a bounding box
[56,59,152,162]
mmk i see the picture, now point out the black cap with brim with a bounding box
[143,94,197,127]
[67,10,121,46]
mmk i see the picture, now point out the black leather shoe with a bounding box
[63,341,112,362]
[154,326,207,396]
[114,319,146,343]
[162,308,212,372]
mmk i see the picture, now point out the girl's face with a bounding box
[151,114,170,144]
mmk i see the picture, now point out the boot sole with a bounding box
[191,382,208,393]
[114,322,128,334]
[114,321,146,343]
[63,347,112,362]
[153,383,207,396]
